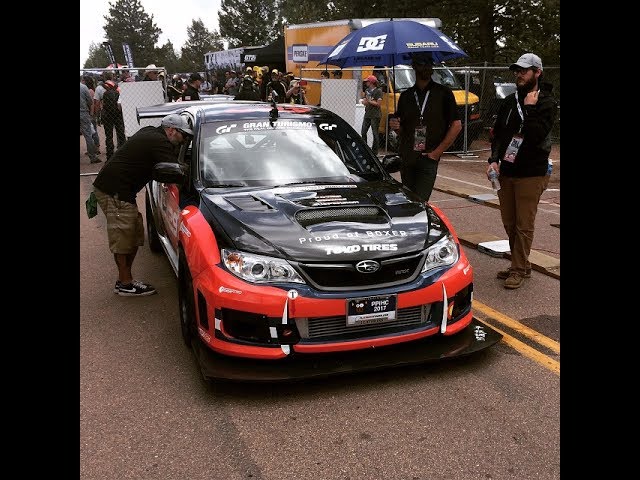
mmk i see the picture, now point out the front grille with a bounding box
[295,253,424,291]
[297,305,434,342]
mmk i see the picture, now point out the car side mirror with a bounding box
[152,162,187,184]
[381,154,401,174]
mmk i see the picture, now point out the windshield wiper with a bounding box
[271,181,339,188]
[207,183,245,188]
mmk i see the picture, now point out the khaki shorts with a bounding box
[94,188,144,254]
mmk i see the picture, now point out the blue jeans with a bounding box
[91,118,100,149]
[80,111,97,161]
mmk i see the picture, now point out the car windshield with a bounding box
[199,118,385,187]
[393,65,462,91]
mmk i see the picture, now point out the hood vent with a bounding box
[295,206,384,227]
[226,195,274,212]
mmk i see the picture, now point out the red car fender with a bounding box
[178,207,220,279]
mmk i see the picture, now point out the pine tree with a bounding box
[103,0,161,68]
[180,19,224,71]
[218,0,284,48]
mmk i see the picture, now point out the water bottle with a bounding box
[488,167,501,192]
[547,159,553,176]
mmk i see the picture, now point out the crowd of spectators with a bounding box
[80,64,311,163]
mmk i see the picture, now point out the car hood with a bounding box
[200,182,437,262]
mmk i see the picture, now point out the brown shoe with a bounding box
[504,271,525,289]
[496,267,531,279]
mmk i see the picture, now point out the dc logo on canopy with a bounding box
[357,35,387,52]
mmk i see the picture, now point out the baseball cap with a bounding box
[410,52,434,66]
[509,53,543,71]
[189,72,203,82]
[365,75,377,84]
[161,114,193,136]
[271,69,279,75]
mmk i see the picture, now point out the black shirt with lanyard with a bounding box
[396,81,459,156]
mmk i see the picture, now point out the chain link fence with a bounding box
[81,65,559,158]
[298,65,559,155]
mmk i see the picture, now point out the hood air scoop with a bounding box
[295,206,385,227]
[226,195,274,212]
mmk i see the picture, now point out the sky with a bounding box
[80,0,222,68]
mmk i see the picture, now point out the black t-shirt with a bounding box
[266,81,286,101]
[93,126,178,204]
[395,81,459,156]
[182,84,200,101]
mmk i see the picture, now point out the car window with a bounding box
[199,119,384,186]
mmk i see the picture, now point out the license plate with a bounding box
[346,294,397,327]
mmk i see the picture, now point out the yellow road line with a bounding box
[473,300,560,354]
[476,318,560,375]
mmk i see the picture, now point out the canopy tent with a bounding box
[240,36,285,70]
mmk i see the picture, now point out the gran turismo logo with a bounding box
[216,124,237,134]
[357,35,387,52]
[319,123,337,131]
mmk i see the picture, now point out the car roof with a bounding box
[138,100,329,124]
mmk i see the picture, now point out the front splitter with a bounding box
[192,317,502,382]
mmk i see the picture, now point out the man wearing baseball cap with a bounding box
[487,52,557,289]
[92,113,193,296]
[182,72,203,101]
[360,75,383,155]
[509,53,543,71]
[389,52,462,201]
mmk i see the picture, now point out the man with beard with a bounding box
[389,52,461,202]
[92,114,193,296]
[486,53,557,289]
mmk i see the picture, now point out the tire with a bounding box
[145,193,163,253]
[178,253,197,348]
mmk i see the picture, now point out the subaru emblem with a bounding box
[356,260,380,273]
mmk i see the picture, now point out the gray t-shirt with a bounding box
[80,83,92,113]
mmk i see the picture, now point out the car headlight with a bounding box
[421,234,459,273]
[221,249,306,284]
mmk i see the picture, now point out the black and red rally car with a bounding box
[139,98,501,382]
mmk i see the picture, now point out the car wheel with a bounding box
[178,252,197,348]
[145,193,163,253]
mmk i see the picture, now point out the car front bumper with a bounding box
[191,316,502,382]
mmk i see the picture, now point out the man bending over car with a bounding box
[92,114,192,296]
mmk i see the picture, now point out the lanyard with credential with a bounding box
[414,90,430,125]
[515,96,525,133]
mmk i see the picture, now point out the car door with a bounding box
[159,140,191,252]
[137,103,197,262]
